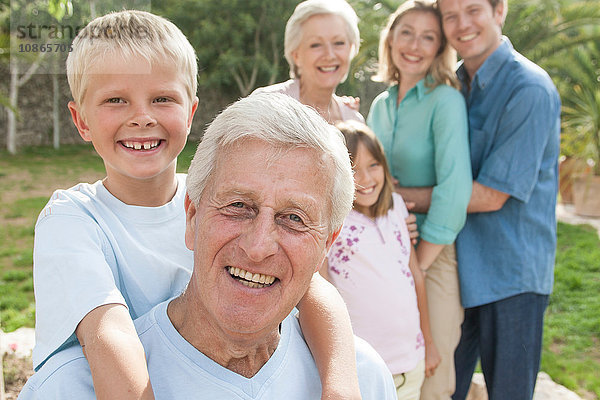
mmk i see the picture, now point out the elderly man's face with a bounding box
[185,138,337,338]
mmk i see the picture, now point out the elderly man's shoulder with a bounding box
[18,344,94,400]
[354,335,398,398]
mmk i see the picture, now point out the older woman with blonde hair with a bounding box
[254,0,363,124]
[367,1,472,398]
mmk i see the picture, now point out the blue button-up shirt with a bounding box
[456,37,561,308]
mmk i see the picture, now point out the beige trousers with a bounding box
[394,359,425,400]
[420,244,464,400]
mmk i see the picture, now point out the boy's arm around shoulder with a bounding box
[76,304,155,399]
[33,192,154,398]
[297,273,362,400]
[33,194,129,368]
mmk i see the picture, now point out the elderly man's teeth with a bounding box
[228,266,276,287]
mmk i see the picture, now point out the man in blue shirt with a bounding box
[400,0,560,398]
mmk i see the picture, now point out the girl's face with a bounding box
[353,141,385,217]
[389,10,442,83]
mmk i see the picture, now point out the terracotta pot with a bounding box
[559,156,592,204]
[572,175,600,217]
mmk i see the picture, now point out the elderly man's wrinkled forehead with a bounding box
[219,139,330,170]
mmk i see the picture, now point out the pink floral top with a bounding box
[327,193,424,374]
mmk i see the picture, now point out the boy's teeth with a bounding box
[123,140,160,150]
[227,266,276,288]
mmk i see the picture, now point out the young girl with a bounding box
[321,120,440,400]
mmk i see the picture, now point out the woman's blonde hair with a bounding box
[335,120,394,218]
[373,0,459,90]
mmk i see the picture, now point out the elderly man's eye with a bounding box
[289,214,303,223]
[230,202,245,208]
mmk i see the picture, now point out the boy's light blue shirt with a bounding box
[19,302,398,400]
[32,175,193,370]
[455,37,561,308]
[367,79,472,245]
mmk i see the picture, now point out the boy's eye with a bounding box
[106,98,124,104]
[154,97,171,103]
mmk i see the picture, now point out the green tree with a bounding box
[504,0,600,65]
[156,0,297,97]
[549,42,600,174]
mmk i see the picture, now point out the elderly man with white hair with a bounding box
[19,93,397,399]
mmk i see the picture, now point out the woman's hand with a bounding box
[341,96,360,111]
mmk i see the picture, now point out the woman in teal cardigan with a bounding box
[367,1,472,398]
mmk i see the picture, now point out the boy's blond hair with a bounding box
[66,10,197,107]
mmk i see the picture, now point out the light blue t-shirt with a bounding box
[19,301,398,399]
[32,175,193,370]
[455,37,561,308]
[367,79,472,245]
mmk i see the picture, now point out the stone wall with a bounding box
[0,62,233,151]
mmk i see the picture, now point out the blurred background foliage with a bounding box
[1,0,600,163]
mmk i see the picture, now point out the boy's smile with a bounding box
[68,55,198,205]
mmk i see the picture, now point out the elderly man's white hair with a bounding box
[284,0,360,80]
[186,93,354,232]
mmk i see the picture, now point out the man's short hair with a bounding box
[186,93,355,232]
[66,10,197,106]
[284,0,360,80]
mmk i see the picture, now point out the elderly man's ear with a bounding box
[184,194,197,251]
[318,226,342,273]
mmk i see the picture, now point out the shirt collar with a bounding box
[458,36,513,91]
[389,77,428,103]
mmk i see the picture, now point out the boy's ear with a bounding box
[68,101,92,142]
[187,97,199,133]
[184,194,197,251]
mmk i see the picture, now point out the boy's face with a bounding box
[438,0,504,76]
[69,55,198,188]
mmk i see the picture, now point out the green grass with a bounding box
[0,145,598,398]
[542,222,600,398]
